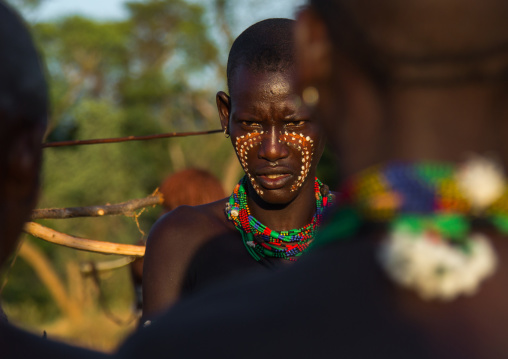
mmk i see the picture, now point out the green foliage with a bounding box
[125,0,217,70]
[5,0,44,11]
[2,247,60,324]
[42,100,148,206]
[316,144,340,189]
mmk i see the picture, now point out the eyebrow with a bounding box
[284,108,310,119]
[232,113,263,121]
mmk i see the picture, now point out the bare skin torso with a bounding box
[141,198,288,321]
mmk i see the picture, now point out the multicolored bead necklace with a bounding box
[338,159,508,228]
[314,158,506,300]
[225,175,335,261]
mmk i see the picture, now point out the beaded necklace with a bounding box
[314,158,506,301]
[225,175,335,261]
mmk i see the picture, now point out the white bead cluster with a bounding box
[233,130,315,196]
[378,229,497,301]
[279,131,314,192]
[235,131,264,195]
[456,155,505,211]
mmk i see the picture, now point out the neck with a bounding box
[247,177,318,231]
[327,56,508,177]
[385,83,508,164]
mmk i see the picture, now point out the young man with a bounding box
[141,18,333,320]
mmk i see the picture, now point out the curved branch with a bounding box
[31,191,163,220]
[24,222,146,257]
[80,257,136,274]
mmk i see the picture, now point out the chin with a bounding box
[257,187,300,206]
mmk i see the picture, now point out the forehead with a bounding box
[230,65,297,106]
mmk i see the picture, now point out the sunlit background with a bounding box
[1,0,337,352]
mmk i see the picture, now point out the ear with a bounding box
[295,8,333,89]
[216,91,231,135]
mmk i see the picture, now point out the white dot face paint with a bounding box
[235,131,264,196]
[279,132,315,192]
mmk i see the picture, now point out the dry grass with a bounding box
[7,305,138,353]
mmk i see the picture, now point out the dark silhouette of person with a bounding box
[0,2,108,358]
[116,0,508,358]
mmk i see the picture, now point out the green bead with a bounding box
[392,215,425,233]
[432,213,469,240]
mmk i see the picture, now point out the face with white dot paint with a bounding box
[217,66,325,205]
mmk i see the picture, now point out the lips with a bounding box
[255,167,293,189]
[264,174,288,179]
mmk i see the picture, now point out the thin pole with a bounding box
[42,129,222,148]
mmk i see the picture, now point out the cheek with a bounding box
[234,131,264,193]
[280,131,315,192]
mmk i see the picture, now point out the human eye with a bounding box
[285,119,308,128]
[240,120,262,129]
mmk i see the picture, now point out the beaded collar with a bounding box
[225,176,335,261]
[315,158,506,301]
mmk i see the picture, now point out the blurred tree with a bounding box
[5,0,44,10]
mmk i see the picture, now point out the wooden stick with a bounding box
[31,191,163,220]
[42,129,222,148]
[24,222,146,256]
[80,257,136,274]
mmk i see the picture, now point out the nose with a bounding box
[258,127,289,162]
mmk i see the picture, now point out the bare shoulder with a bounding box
[142,197,234,317]
[146,198,231,252]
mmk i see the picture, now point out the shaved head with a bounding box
[227,18,296,96]
[0,3,47,133]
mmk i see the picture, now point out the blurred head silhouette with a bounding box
[159,168,225,214]
[296,0,508,177]
[0,2,48,269]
